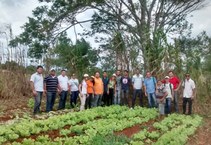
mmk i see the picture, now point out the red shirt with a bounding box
[169,76,180,90]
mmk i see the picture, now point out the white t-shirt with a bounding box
[58,75,69,91]
[182,79,196,98]
[69,78,79,92]
[164,83,174,98]
[30,72,44,92]
[132,74,144,89]
[81,80,87,94]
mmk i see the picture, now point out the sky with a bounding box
[0,0,211,45]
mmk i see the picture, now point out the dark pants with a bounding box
[85,93,93,109]
[106,88,114,106]
[46,92,57,112]
[102,91,108,106]
[71,91,79,108]
[165,98,172,114]
[34,91,43,114]
[58,91,68,110]
[183,98,192,115]
[173,91,179,113]
[132,89,143,108]
[121,90,129,106]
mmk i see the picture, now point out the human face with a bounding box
[136,69,140,75]
[157,80,162,86]
[95,72,100,78]
[72,74,76,79]
[165,78,169,83]
[51,71,56,76]
[186,74,190,80]
[116,70,121,76]
[169,72,174,77]
[103,72,107,78]
[146,72,151,78]
[37,67,43,74]
[61,71,66,76]
[124,71,128,76]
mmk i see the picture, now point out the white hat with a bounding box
[84,74,89,77]
[112,73,116,77]
[165,76,170,79]
[91,76,95,78]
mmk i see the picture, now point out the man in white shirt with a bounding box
[58,70,69,110]
[69,74,79,108]
[182,73,196,115]
[164,76,174,114]
[132,68,144,108]
[30,66,44,115]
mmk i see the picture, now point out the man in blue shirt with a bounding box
[144,71,157,108]
[121,70,131,107]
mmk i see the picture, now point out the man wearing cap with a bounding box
[164,76,174,114]
[44,69,61,112]
[57,70,69,110]
[182,73,196,115]
[132,68,144,108]
[93,71,104,107]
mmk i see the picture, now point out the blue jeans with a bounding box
[58,91,68,110]
[71,91,79,108]
[114,88,121,105]
[34,91,43,114]
[165,98,172,114]
[97,94,103,106]
[132,89,143,108]
[46,92,57,112]
[147,93,157,108]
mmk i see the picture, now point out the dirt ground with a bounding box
[0,97,211,145]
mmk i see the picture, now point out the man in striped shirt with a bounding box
[44,69,61,112]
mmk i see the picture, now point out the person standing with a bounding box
[144,71,157,108]
[132,69,144,108]
[168,71,181,113]
[85,76,95,109]
[30,66,44,115]
[107,74,116,106]
[93,71,104,107]
[121,70,131,107]
[156,80,167,115]
[79,74,88,111]
[69,74,79,108]
[44,69,60,112]
[114,70,122,105]
[182,73,196,115]
[57,70,69,110]
[102,71,109,106]
[164,76,174,114]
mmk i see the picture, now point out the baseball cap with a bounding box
[165,76,170,79]
[84,74,89,77]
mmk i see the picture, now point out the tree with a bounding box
[53,32,98,77]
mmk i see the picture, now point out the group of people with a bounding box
[30,66,196,116]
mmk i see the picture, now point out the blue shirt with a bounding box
[144,77,157,93]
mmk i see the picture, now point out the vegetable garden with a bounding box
[0,106,202,145]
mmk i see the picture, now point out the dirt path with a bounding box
[187,117,211,145]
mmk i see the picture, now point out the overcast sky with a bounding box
[0,0,211,44]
